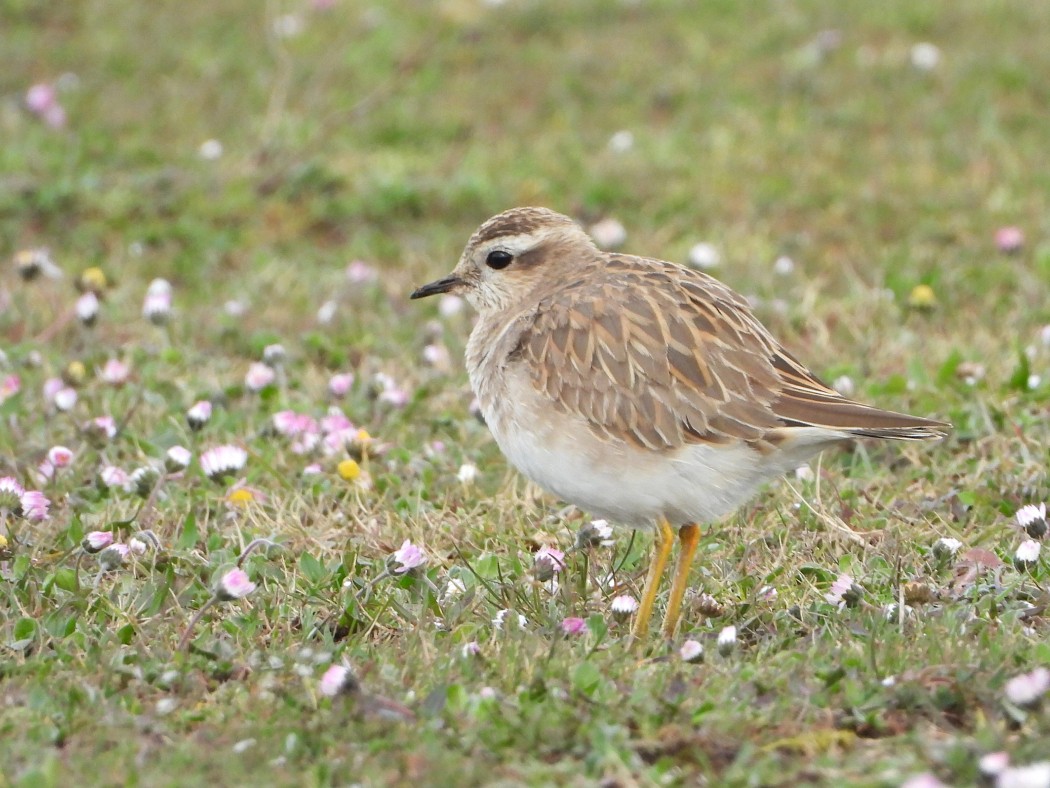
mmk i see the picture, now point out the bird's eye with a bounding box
[485,250,513,270]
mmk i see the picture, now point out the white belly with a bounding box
[467,324,838,529]
[482,373,797,528]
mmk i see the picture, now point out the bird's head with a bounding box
[410,207,598,314]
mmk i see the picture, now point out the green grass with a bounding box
[3,0,1050,784]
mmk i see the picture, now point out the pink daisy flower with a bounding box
[560,617,586,636]
[216,568,256,601]
[392,540,426,574]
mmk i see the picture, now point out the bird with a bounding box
[411,207,950,641]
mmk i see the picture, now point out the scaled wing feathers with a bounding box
[519,255,949,451]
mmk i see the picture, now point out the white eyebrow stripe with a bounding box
[481,233,545,256]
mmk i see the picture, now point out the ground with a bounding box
[2,1,1050,785]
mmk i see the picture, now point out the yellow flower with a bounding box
[64,360,87,386]
[15,249,42,280]
[351,430,374,460]
[908,284,936,309]
[78,266,108,294]
[227,488,255,506]
[14,250,35,267]
[338,459,361,481]
[0,534,8,549]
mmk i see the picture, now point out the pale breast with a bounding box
[467,318,792,527]
[465,312,527,426]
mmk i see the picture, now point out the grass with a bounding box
[3,0,1050,784]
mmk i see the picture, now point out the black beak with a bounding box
[410,275,463,300]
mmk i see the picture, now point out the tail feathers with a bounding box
[773,393,951,442]
[844,423,952,441]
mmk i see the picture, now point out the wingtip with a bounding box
[850,419,952,442]
[931,421,954,441]
[775,391,954,442]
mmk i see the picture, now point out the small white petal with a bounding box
[1004,667,1050,707]
[679,639,704,663]
[199,139,223,160]
[610,595,639,615]
[589,218,627,250]
[832,375,855,398]
[772,255,795,275]
[687,242,720,270]
[717,625,737,655]
[910,42,941,71]
[1015,540,1042,565]
[997,763,1050,788]
[607,130,634,153]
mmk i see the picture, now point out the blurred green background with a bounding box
[7,2,1048,378]
[4,2,1050,784]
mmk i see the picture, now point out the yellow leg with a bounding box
[661,523,701,638]
[631,518,675,640]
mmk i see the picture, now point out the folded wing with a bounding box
[519,255,950,451]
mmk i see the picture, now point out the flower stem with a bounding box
[237,537,277,567]
[177,596,218,653]
[73,550,84,594]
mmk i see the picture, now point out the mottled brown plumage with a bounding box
[411,206,950,640]
[520,252,948,451]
